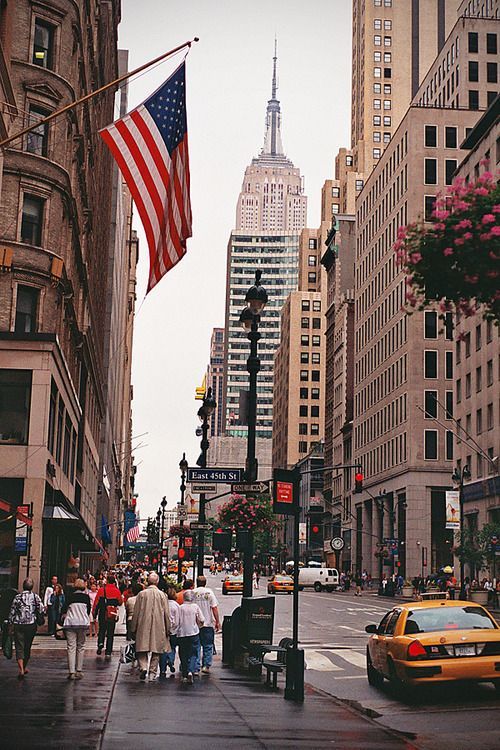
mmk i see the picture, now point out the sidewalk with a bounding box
[0,635,416,750]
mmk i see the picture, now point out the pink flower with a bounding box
[475,187,489,196]
[482,214,495,224]
[463,232,473,240]
[434,222,446,231]
[409,252,422,264]
[464,275,479,285]
[486,271,499,279]
[405,275,414,285]
[455,219,472,230]
[490,226,500,236]
[479,157,490,167]
[433,209,450,220]
[443,247,454,256]
[397,226,407,239]
[453,200,470,211]
[454,237,465,246]
[492,205,500,214]
[481,232,493,241]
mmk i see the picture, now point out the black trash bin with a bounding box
[386,580,395,597]
[240,596,275,655]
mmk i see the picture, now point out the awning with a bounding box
[43,505,80,521]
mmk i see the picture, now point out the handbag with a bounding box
[119,641,135,664]
[34,595,45,627]
[55,623,66,640]
[104,585,119,623]
[2,624,13,659]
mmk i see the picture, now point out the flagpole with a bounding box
[0,37,199,150]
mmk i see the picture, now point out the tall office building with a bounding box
[206,328,225,438]
[223,48,307,441]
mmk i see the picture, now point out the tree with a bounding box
[395,172,500,324]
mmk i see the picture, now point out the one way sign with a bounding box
[231,481,269,494]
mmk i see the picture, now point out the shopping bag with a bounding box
[2,625,13,659]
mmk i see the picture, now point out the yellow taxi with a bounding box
[221,574,243,595]
[267,575,294,594]
[167,560,188,575]
[365,598,500,693]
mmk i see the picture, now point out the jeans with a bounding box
[196,627,214,671]
[159,634,178,674]
[97,619,116,655]
[47,606,56,635]
[65,628,86,673]
[178,634,199,678]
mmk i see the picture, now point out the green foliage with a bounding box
[217,493,275,533]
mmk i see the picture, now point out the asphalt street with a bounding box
[212,573,500,750]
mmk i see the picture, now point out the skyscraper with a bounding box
[222,46,307,441]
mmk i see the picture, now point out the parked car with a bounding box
[267,575,293,594]
[365,599,500,694]
[222,574,243,595]
[298,567,339,592]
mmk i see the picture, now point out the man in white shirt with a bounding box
[193,575,220,674]
[159,586,180,678]
[177,590,204,683]
[43,575,58,635]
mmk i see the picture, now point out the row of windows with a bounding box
[424,430,454,461]
[468,60,498,83]
[373,19,392,30]
[300,335,322,347]
[456,360,496,400]
[300,352,321,365]
[48,379,77,483]
[424,350,454,380]
[299,404,320,417]
[301,317,322,329]
[356,353,408,417]
[356,393,407,450]
[298,423,320,436]
[457,405,496,440]
[358,131,408,225]
[358,432,407,481]
[456,320,495,362]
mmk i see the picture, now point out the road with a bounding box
[209,573,500,750]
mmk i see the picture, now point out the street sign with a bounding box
[231,481,269,494]
[184,536,193,547]
[190,522,212,531]
[272,468,300,516]
[187,468,243,483]
[191,483,217,494]
[177,505,188,520]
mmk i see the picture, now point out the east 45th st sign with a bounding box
[187,468,243,483]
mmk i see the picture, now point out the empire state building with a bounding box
[222,45,307,441]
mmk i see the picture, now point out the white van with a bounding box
[298,567,339,592]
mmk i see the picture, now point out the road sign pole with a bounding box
[285,470,304,703]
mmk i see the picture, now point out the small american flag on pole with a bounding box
[100,62,192,293]
[126,524,141,544]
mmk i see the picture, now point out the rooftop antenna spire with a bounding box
[272,36,278,100]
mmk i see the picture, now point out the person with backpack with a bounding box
[8,578,45,678]
[60,579,91,680]
[93,574,123,659]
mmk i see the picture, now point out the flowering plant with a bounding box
[217,493,275,532]
[394,172,500,324]
[169,524,191,537]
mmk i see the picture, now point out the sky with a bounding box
[118,0,353,521]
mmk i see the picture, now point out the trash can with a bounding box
[240,596,275,655]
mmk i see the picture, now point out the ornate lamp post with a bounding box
[239,270,268,598]
[452,463,471,597]
[196,387,217,577]
[178,452,188,583]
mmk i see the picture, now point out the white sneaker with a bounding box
[187,672,194,684]
[201,666,210,674]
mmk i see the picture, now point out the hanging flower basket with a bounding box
[217,494,275,532]
[169,524,191,538]
[394,172,500,324]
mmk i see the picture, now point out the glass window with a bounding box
[312,300,321,312]
[33,18,54,68]
[374,35,382,46]
[373,148,381,159]
[476,366,482,392]
[424,350,438,378]
[445,159,457,185]
[311,388,320,400]
[346,155,353,166]
[445,391,453,419]
[475,324,482,351]
[311,352,320,364]
[468,32,478,53]
[383,132,391,144]
[383,99,391,110]
[374,83,381,93]
[445,127,457,148]
[476,409,482,434]
[21,194,44,245]
[374,51,382,62]
[444,312,453,340]
[373,132,381,143]
[468,60,479,82]
[300,388,308,399]
[424,311,437,338]
[487,359,493,386]
[48,379,57,455]
[384,52,391,62]
[299,405,308,417]
[487,403,494,430]
[308,238,317,250]
[385,611,401,635]
[311,424,320,436]
[15,286,39,333]
[300,371,308,382]
[405,606,495,634]
[312,335,320,346]
[425,125,437,147]
[424,430,438,459]
[424,158,437,184]
[487,62,497,84]
[373,98,381,109]
[331,204,339,214]
[332,187,340,198]
[374,19,382,29]
[374,67,381,78]
[301,317,309,329]
[311,370,320,382]
[487,90,497,107]
[446,431,454,461]
[424,195,435,221]
[468,90,479,110]
[301,335,309,346]
[373,115,381,125]
[299,423,308,435]
[384,20,392,30]
[465,332,471,358]
[355,179,364,190]
[301,299,310,311]
[26,105,50,156]
[0,369,32,445]
[445,351,453,379]
[383,115,391,126]
[465,373,471,398]
[311,405,319,417]
[312,318,321,329]
[384,68,392,78]
[384,84,391,94]
[308,272,316,284]
[486,33,497,54]
[308,254,317,266]
[424,390,438,419]
[300,352,309,364]
[298,441,307,454]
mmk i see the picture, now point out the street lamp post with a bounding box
[178,453,188,584]
[196,387,217,578]
[452,463,471,597]
[160,497,167,576]
[239,270,268,598]
[155,509,161,573]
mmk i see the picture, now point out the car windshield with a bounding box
[275,576,291,581]
[404,606,496,634]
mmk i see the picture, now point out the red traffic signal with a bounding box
[354,472,364,494]
[178,548,186,559]
[311,525,320,534]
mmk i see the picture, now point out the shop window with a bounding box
[0,370,32,445]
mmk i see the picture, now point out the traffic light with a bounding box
[178,548,186,559]
[213,529,232,553]
[354,472,364,494]
[308,516,323,548]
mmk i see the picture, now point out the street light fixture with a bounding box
[452,463,471,597]
[178,452,188,584]
[239,269,268,598]
[195,387,216,577]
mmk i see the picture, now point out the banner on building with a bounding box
[299,522,306,544]
[445,490,461,529]
[15,504,30,555]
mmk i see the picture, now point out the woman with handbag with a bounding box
[60,579,91,680]
[92,574,122,659]
[8,578,45,679]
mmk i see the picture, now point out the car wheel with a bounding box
[222,589,227,595]
[325,586,333,593]
[298,586,304,592]
[492,679,500,693]
[366,649,383,688]
[314,582,323,592]
[388,658,408,698]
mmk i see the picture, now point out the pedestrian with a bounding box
[50,583,65,633]
[8,578,45,679]
[44,575,58,635]
[130,572,170,682]
[93,573,123,659]
[125,581,143,641]
[159,586,180,678]
[87,581,98,637]
[176,578,194,604]
[61,578,91,680]
[177,589,204,684]
[354,572,363,596]
[193,575,220,675]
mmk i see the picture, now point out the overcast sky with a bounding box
[118,0,352,522]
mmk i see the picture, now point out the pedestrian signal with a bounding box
[354,472,364,494]
[178,548,186,559]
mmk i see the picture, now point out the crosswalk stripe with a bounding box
[330,649,366,669]
[305,649,343,671]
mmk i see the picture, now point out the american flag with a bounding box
[100,62,192,293]
[126,524,140,543]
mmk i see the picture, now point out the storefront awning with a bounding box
[42,505,80,521]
